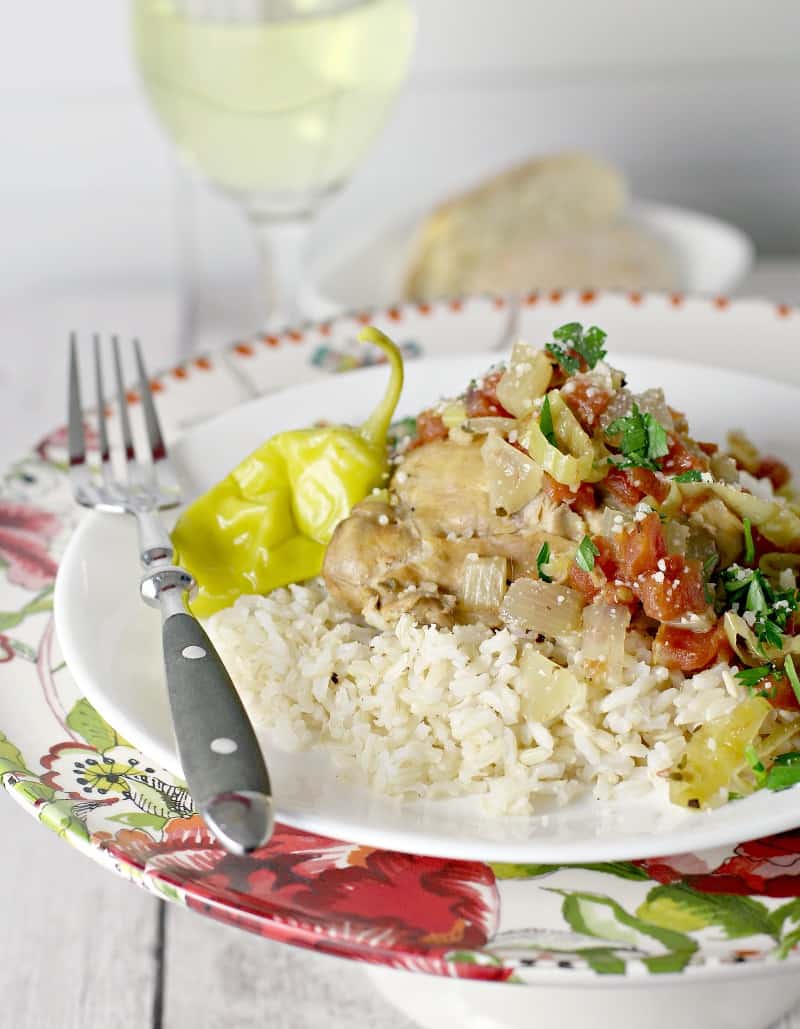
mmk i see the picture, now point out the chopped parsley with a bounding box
[745,744,767,787]
[605,404,669,472]
[721,564,799,652]
[735,665,774,690]
[743,744,800,793]
[539,395,557,446]
[743,517,756,565]
[575,535,600,573]
[673,469,703,483]
[786,654,800,706]
[765,752,800,792]
[536,542,553,583]
[545,322,607,375]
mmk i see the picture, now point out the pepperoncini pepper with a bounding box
[172,327,403,617]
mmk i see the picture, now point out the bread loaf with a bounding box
[404,152,677,300]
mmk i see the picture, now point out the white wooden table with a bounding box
[1,261,799,1028]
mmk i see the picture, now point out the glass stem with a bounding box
[250,215,313,331]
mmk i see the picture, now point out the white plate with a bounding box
[309,201,753,310]
[54,347,800,863]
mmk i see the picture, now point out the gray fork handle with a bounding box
[161,609,273,855]
[139,524,274,855]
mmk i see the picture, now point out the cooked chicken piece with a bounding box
[323,495,574,628]
[394,438,516,538]
[686,497,743,568]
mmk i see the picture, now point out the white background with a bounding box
[1,2,799,466]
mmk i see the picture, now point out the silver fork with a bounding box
[68,334,273,855]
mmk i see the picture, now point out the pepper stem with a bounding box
[357,326,405,449]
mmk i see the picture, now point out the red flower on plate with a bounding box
[0,501,60,590]
[101,817,501,970]
[0,635,14,663]
[638,834,800,897]
[698,834,800,897]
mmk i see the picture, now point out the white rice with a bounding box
[205,579,784,815]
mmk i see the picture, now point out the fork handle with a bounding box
[160,606,274,855]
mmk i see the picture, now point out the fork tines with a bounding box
[68,334,179,511]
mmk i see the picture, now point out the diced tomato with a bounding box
[542,473,597,515]
[543,473,573,506]
[465,370,513,418]
[766,675,800,711]
[637,554,707,621]
[572,483,598,516]
[756,456,791,491]
[628,468,670,504]
[408,409,447,450]
[653,619,729,672]
[697,441,719,456]
[561,379,612,432]
[660,435,708,475]
[613,513,667,580]
[604,467,646,508]
[568,563,602,601]
[567,536,617,602]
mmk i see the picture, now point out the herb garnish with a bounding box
[575,536,600,573]
[674,469,703,483]
[735,665,774,691]
[539,395,557,446]
[745,744,767,786]
[765,752,800,792]
[721,564,799,652]
[745,745,767,787]
[605,404,669,472]
[545,322,607,375]
[786,654,800,706]
[743,517,756,565]
[536,542,553,583]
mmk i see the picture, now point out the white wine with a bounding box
[132,0,415,212]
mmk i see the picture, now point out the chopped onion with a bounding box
[463,417,517,435]
[482,433,543,514]
[596,505,629,538]
[684,524,717,565]
[726,430,760,474]
[518,647,582,724]
[581,602,631,685]
[685,496,743,567]
[500,578,583,636]
[664,520,690,556]
[459,555,508,611]
[710,452,739,484]
[440,401,467,428]
[496,343,552,417]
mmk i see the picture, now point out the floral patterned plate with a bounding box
[5,292,800,987]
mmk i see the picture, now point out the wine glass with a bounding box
[131,0,416,328]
